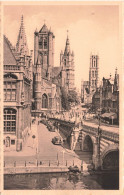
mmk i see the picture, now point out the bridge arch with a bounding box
[82,134,94,154]
[101,144,119,170]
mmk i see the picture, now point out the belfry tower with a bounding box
[60,32,75,91]
[89,54,99,92]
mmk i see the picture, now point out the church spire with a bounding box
[64,30,70,55]
[16,15,29,55]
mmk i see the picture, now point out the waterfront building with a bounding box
[101,69,119,123]
[92,69,119,124]
[3,16,33,151]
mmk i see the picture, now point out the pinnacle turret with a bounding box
[64,31,70,55]
[16,15,29,55]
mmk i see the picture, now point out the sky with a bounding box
[4,4,121,91]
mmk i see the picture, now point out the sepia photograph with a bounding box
[1,1,123,192]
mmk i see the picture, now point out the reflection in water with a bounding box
[4,172,119,190]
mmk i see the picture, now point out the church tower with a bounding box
[34,23,55,111]
[60,33,75,91]
[16,15,29,56]
[34,23,55,78]
[89,54,99,92]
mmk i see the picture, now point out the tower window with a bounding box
[92,71,94,78]
[95,71,97,77]
[39,41,43,49]
[44,38,47,49]
[94,60,96,67]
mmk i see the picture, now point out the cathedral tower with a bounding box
[89,54,99,92]
[60,33,75,91]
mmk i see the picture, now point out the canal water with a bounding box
[4,172,119,190]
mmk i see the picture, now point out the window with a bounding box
[11,140,15,145]
[39,41,43,49]
[44,38,47,49]
[95,71,97,77]
[4,109,16,132]
[92,71,94,77]
[4,81,16,101]
[94,60,96,67]
[42,94,48,108]
[64,59,66,65]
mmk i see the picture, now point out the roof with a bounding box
[101,112,117,119]
[39,24,49,33]
[52,67,61,78]
[4,36,17,66]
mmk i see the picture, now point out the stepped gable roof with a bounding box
[39,24,49,33]
[4,35,17,66]
[52,67,61,78]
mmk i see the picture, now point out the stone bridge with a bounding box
[50,118,119,171]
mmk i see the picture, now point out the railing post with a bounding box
[4,161,5,167]
[73,160,74,166]
[14,161,16,167]
[81,160,83,172]
[49,160,50,167]
[57,153,58,161]
[66,160,67,166]
[37,160,38,167]
[25,161,26,167]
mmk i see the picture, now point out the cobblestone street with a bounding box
[4,121,91,168]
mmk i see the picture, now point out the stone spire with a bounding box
[16,15,29,55]
[64,30,70,55]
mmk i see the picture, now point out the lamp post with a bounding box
[97,108,102,170]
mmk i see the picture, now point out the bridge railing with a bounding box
[101,130,119,143]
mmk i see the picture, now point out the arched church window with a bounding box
[4,108,16,132]
[42,94,48,108]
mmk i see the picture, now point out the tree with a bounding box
[60,88,80,111]
[68,90,80,105]
[60,87,71,111]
